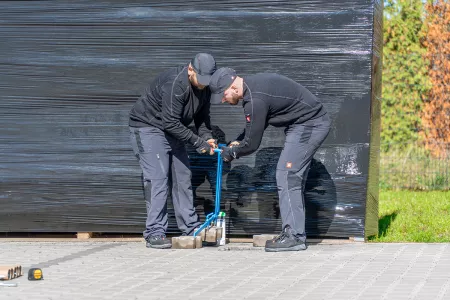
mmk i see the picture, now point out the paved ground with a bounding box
[0,241,449,300]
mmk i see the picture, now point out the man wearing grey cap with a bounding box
[209,67,331,252]
[129,53,218,249]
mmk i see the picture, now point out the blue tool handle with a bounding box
[213,144,227,153]
[193,144,225,237]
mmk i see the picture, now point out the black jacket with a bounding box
[232,73,327,158]
[129,65,212,148]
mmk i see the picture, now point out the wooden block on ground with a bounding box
[172,236,202,249]
[253,234,277,247]
[77,232,92,239]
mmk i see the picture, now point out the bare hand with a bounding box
[207,139,217,149]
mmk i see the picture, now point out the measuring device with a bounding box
[28,268,43,281]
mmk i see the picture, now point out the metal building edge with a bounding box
[365,0,383,239]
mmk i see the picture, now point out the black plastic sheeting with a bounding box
[0,1,382,238]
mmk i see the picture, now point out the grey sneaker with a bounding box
[265,227,307,252]
[145,235,172,249]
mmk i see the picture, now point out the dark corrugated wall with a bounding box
[0,1,381,238]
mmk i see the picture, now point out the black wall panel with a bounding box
[0,0,382,238]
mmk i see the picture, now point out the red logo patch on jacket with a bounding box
[245,114,251,122]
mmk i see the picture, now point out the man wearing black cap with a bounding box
[129,53,217,249]
[209,68,331,252]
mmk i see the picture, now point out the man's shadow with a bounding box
[224,147,337,239]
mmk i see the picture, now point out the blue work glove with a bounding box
[221,146,236,162]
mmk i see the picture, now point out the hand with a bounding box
[207,139,217,149]
[195,139,214,156]
[221,146,235,162]
[196,145,215,155]
[229,141,240,148]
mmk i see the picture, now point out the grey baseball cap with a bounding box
[209,67,237,104]
[190,53,217,86]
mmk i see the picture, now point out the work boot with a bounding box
[145,234,172,249]
[265,226,307,252]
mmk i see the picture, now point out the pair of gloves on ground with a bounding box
[194,138,238,162]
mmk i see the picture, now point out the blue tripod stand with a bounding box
[193,144,226,238]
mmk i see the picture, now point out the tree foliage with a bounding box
[421,0,450,157]
[382,0,430,150]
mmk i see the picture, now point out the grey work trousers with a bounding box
[276,114,331,242]
[129,126,201,238]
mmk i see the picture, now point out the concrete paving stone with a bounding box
[334,290,367,298]
[2,242,450,300]
[429,271,450,278]
[414,297,437,300]
[382,294,411,300]
[415,290,441,298]
[425,278,449,285]
[441,290,450,299]
[242,294,270,300]
[269,295,295,300]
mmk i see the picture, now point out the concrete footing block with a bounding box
[171,236,202,249]
[253,234,277,247]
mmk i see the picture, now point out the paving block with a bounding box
[203,226,223,244]
[171,236,202,249]
[199,228,206,241]
[77,232,92,239]
[253,234,277,247]
[195,235,202,248]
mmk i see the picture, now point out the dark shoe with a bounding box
[265,228,307,252]
[145,235,172,249]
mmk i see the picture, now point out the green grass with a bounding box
[369,190,450,242]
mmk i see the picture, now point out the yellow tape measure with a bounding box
[28,268,43,281]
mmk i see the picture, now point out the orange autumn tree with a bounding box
[422,0,450,157]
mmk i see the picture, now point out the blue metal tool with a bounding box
[193,144,226,238]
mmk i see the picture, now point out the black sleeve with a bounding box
[232,98,269,158]
[161,81,207,148]
[194,101,213,140]
[235,129,245,141]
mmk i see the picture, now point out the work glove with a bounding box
[194,138,214,155]
[221,146,236,162]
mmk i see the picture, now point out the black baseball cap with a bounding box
[190,53,217,86]
[209,67,237,104]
